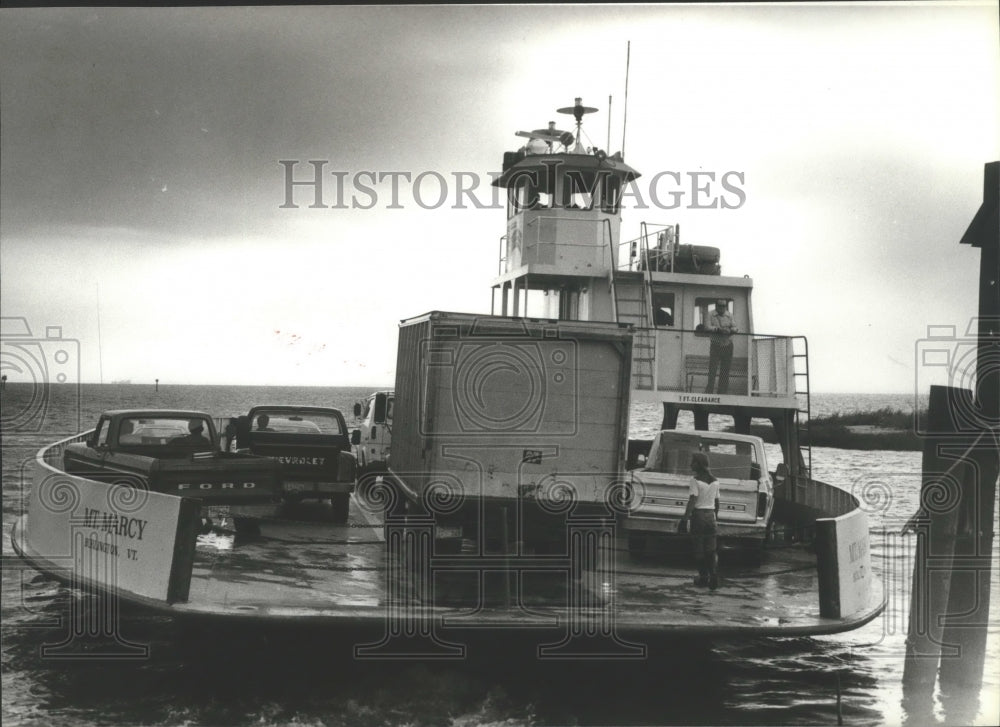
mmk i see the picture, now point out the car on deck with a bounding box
[233,405,357,523]
[622,430,774,558]
[63,410,283,533]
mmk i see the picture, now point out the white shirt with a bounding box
[689,476,720,510]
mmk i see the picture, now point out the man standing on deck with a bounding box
[679,451,720,589]
[706,299,738,394]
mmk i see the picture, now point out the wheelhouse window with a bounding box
[561,170,599,210]
[507,166,625,215]
[601,176,622,214]
[508,176,535,217]
[508,171,552,216]
[652,292,675,327]
[694,297,732,329]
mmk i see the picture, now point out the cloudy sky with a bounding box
[1,3,996,391]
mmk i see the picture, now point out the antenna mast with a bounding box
[622,41,631,159]
[96,283,104,385]
[557,98,598,153]
[607,94,612,150]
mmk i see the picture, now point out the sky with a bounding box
[1,3,997,392]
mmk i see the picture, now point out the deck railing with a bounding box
[36,430,93,471]
[616,223,677,272]
[629,328,798,398]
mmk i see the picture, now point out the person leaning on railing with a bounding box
[705,299,738,394]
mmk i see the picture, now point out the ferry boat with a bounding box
[487,98,833,549]
[10,97,885,650]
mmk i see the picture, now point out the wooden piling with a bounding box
[902,386,976,708]
[903,161,999,720]
[939,161,1000,704]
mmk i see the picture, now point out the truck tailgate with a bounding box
[150,455,281,503]
[632,472,762,524]
[249,439,352,483]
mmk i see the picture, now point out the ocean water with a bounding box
[1,384,997,726]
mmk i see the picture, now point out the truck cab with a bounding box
[352,390,393,473]
[62,410,283,534]
[235,405,356,523]
[622,430,774,558]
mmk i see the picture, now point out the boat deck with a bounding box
[128,496,881,639]
[12,493,884,647]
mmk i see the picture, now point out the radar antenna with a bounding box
[515,121,575,151]
[557,97,598,153]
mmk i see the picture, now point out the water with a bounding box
[2,385,997,726]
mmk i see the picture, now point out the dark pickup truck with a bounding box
[232,405,357,523]
[63,410,283,530]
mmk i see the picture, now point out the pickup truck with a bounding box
[233,405,356,523]
[621,430,774,558]
[62,410,283,532]
[351,390,393,473]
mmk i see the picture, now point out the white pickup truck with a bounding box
[622,430,774,557]
[351,390,393,473]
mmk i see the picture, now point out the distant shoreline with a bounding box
[2,383,925,451]
[730,407,924,451]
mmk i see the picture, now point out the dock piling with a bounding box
[902,161,999,722]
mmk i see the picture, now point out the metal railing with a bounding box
[617,223,677,272]
[37,430,93,470]
[627,329,800,398]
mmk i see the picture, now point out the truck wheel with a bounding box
[234,518,261,539]
[328,493,351,524]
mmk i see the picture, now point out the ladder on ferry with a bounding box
[606,221,655,390]
[792,336,812,475]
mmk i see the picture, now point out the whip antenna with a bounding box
[607,94,612,150]
[622,41,631,159]
[96,283,104,385]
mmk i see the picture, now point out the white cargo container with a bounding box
[388,311,633,545]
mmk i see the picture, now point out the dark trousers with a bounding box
[690,510,718,559]
[706,340,733,394]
